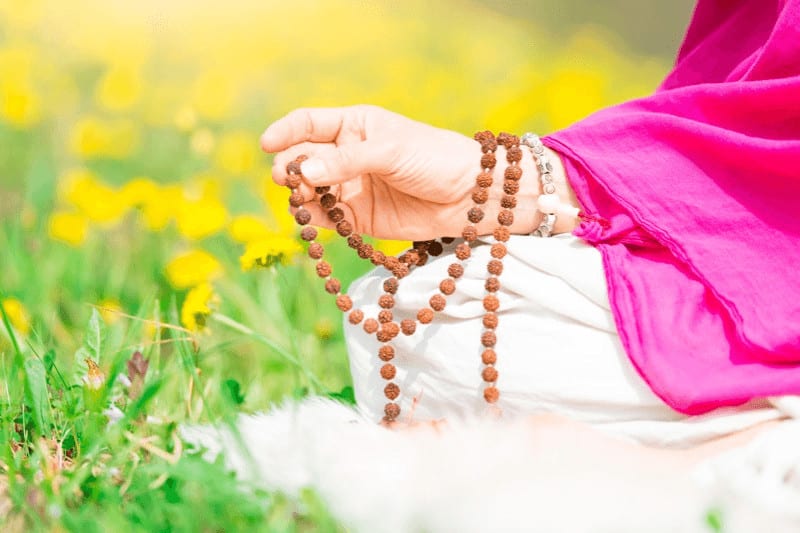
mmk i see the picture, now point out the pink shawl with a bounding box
[543,0,800,414]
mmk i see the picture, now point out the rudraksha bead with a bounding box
[320,193,337,209]
[493,226,510,242]
[472,188,489,204]
[483,294,499,312]
[441,237,456,244]
[430,294,446,312]
[308,243,324,259]
[404,249,420,265]
[315,185,330,194]
[301,226,318,241]
[379,294,395,309]
[428,241,444,256]
[500,195,517,209]
[376,329,392,343]
[378,344,395,361]
[401,319,416,335]
[384,402,401,421]
[357,243,373,259]
[327,207,345,223]
[462,225,478,242]
[455,243,471,260]
[371,251,386,266]
[378,309,393,323]
[295,209,312,225]
[416,251,428,266]
[363,318,379,334]
[447,263,464,278]
[289,192,305,208]
[480,153,497,169]
[335,294,352,312]
[496,132,512,147]
[504,165,522,181]
[474,130,493,142]
[503,181,520,195]
[467,207,484,224]
[380,363,397,381]
[286,160,302,174]
[476,173,493,188]
[497,210,514,226]
[347,234,363,249]
[485,277,501,293]
[439,278,456,295]
[481,330,497,347]
[506,146,523,163]
[481,349,497,366]
[482,312,498,329]
[417,308,434,324]
[482,367,498,383]
[480,138,498,153]
[315,261,332,277]
[325,278,341,294]
[384,256,399,272]
[383,277,399,294]
[336,220,353,237]
[384,382,400,400]
[392,263,410,279]
[483,386,500,403]
[384,321,400,337]
[287,174,302,189]
[487,259,503,276]
[490,243,507,259]
[348,309,364,325]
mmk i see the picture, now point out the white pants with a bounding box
[345,234,787,446]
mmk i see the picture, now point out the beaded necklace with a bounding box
[285,131,523,423]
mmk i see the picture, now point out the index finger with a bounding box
[260,107,349,153]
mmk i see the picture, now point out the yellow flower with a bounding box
[94,65,142,112]
[97,299,123,325]
[240,236,302,271]
[191,71,236,121]
[62,168,127,225]
[120,177,159,208]
[375,239,412,258]
[70,116,140,159]
[314,317,334,341]
[1,298,31,335]
[175,195,228,240]
[48,211,89,246]
[214,131,258,175]
[165,249,223,289]
[0,80,41,127]
[228,214,272,243]
[139,184,182,231]
[263,178,297,234]
[180,283,218,333]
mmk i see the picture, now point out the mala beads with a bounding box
[284,131,524,422]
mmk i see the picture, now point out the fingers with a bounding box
[272,141,335,201]
[261,106,363,152]
[299,140,390,187]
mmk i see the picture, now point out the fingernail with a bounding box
[300,158,326,181]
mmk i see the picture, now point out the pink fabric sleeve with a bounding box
[542,0,800,414]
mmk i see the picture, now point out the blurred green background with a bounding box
[0,0,695,530]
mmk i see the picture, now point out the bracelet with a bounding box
[521,133,559,237]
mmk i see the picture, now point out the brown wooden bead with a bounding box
[503,180,520,195]
[286,160,302,174]
[347,234,363,249]
[483,386,500,403]
[363,318,379,334]
[357,243,373,259]
[289,192,305,208]
[379,294,395,309]
[462,225,478,242]
[506,146,523,163]
[327,207,345,223]
[481,330,497,347]
[482,366,498,382]
[504,165,522,181]
[404,249,420,265]
[335,294,352,312]
[384,321,400,337]
[496,132,511,147]
[472,188,489,204]
[301,226,318,241]
[455,243,471,260]
[348,309,364,325]
[477,173,493,188]
[411,241,429,251]
[315,186,330,194]
[416,251,429,266]
[376,327,393,343]
[417,308,434,324]
[325,278,341,294]
[467,207,484,224]
[482,312,498,329]
[336,220,353,237]
[448,263,464,278]
[485,276,501,293]
[378,344,395,361]
[500,195,517,209]
[480,138,498,153]
[439,278,456,295]
[308,242,324,259]
[392,263,410,279]
[371,250,386,266]
[480,153,497,169]
[487,259,503,276]
[380,363,396,380]
[378,309,393,323]
[473,130,493,142]
[429,294,446,312]
[294,209,312,225]
[481,348,497,365]
[428,241,444,256]
[493,226,510,242]
[384,382,400,400]
[441,237,456,244]
[483,294,499,312]
[384,402,401,421]
[401,319,416,335]
[287,174,302,189]
[315,260,332,277]
[383,277,399,294]
[320,193,337,209]
[498,210,514,226]
[490,243,507,259]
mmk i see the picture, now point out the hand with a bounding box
[261,105,574,240]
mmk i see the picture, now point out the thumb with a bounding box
[300,141,388,186]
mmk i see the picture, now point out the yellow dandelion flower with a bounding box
[140,184,182,231]
[214,131,258,175]
[228,214,271,243]
[240,236,302,271]
[176,195,228,240]
[70,116,140,159]
[120,177,159,208]
[263,178,297,234]
[180,283,218,333]
[0,80,41,128]
[48,211,89,246]
[165,249,223,289]
[375,239,412,257]
[94,66,142,112]
[1,298,31,335]
[97,299,123,325]
[62,168,127,225]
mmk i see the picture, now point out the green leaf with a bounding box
[326,386,356,405]
[85,308,106,361]
[222,379,245,405]
[24,356,52,434]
